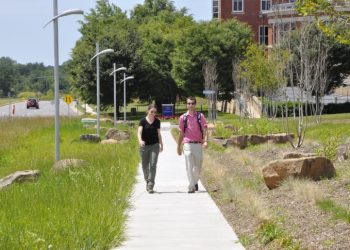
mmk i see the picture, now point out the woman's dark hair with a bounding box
[147,104,157,112]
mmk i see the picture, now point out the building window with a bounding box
[213,0,219,18]
[233,0,243,12]
[259,26,269,45]
[261,0,271,11]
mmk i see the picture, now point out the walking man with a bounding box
[177,97,208,193]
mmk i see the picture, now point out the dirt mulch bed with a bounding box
[201,142,350,250]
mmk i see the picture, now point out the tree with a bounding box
[0,57,18,97]
[296,0,350,44]
[133,9,193,107]
[69,0,140,114]
[171,19,252,100]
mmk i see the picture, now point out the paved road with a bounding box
[115,122,244,250]
[0,100,80,117]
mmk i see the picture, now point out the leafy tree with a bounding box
[132,3,194,107]
[0,57,18,97]
[296,0,350,44]
[69,0,140,113]
[171,19,252,100]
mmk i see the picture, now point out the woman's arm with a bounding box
[137,126,145,147]
[157,129,163,152]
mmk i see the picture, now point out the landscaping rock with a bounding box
[80,134,101,143]
[262,156,335,189]
[101,139,119,144]
[337,144,350,162]
[105,128,130,141]
[52,159,87,172]
[0,170,40,190]
[249,135,267,145]
[267,133,294,144]
[283,152,317,159]
[224,135,248,149]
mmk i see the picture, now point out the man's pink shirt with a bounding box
[178,111,207,143]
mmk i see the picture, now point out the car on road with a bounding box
[26,98,39,109]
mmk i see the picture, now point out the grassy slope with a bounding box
[0,117,139,249]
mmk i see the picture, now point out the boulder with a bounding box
[0,170,40,190]
[52,159,87,172]
[283,152,317,159]
[80,134,101,143]
[337,144,349,162]
[101,139,119,144]
[267,133,294,144]
[105,128,130,141]
[249,135,267,145]
[224,135,248,149]
[262,156,335,189]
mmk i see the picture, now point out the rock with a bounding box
[283,152,317,159]
[267,133,294,144]
[224,135,248,149]
[0,170,40,190]
[262,156,335,189]
[249,135,267,145]
[105,128,130,141]
[211,137,226,147]
[101,139,119,144]
[80,134,101,143]
[52,159,87,172]
[337,144,350,162]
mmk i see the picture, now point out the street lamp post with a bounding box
[90,44,114,136]
[44,1,83,161]
[121,74,134,122]
[109,64,126,126]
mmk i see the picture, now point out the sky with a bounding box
[0,0,212,66]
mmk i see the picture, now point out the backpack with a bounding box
[183,112,203,139]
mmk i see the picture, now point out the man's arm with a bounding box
[177,131,184,155]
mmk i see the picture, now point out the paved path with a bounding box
[115,123,244,250]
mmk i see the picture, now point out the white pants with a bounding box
[183,143,203,190]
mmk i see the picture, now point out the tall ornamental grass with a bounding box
[0,117,139,249]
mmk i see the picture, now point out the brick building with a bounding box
[213,0,350,46]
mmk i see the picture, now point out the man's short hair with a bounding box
[187,96,196,104]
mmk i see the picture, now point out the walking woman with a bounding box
[138,104,163,193]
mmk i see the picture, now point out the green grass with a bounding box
[316,199,350,224]
[258,221,301,249]
[0,117,139,249]
[0,98,22,107]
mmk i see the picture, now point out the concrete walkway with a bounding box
[115,122,244,250]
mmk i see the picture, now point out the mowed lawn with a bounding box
[0,117,139,249]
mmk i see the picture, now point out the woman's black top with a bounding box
[139,117,160,145]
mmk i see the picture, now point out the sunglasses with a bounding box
[187,102,196,105]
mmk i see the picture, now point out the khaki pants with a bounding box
[183,143,203,190]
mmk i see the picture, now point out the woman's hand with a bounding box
[139,140,145,147]
[159,144,163,152]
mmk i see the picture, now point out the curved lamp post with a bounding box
[121,75,134,122]
[44,1,83,161]
[90,44,114,136]
[110,64,126,126]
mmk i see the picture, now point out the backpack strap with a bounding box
[183,112,203,139]
[183,114,188,133]
[197,112,203,139]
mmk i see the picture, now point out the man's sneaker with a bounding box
[195,183,198,191]
[188,188,195,193]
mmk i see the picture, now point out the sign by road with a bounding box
[203,90,215,95]
[63,95,73,105]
